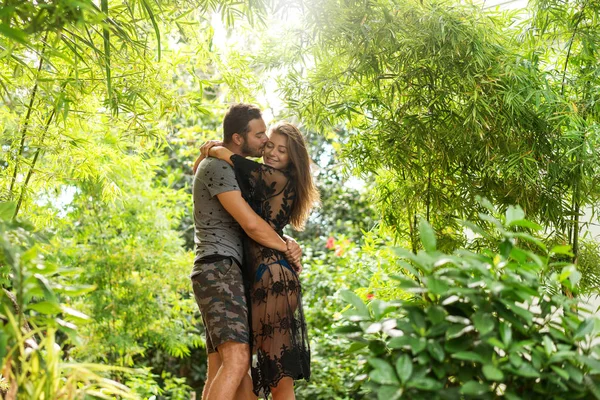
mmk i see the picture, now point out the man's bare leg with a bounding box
[234,370,257,400]
[206,341,250,400]
[270,377,295,400]
[202,352,222,400]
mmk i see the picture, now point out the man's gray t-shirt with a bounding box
[191,157,244,278]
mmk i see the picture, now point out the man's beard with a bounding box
[241,142,263,158]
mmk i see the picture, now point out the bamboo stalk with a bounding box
[13,109,56,219]
[8,33,49,199]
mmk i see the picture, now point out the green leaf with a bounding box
[514,363,540,378]
[500,322,512,347]
[446,324,473,340]
[406,377,443,391]
[377,385,403,400]
[550,365,569,380]
[427,340,445,362]
[419,219,436,252]
[0,24,28,45]
[473,311,495,336]
[575,318,595,340]
[0,202,16,221]
[427,277,449,295]
[340,289,370,318]
[551,245,574,257]
[27,301,62,314]
[368,358,399,385]
[395,354,412,383]
[542,335,554,355]
[452,351,485,363]
[564,363,584,384]
[426,305,447,325]
[460,380,490,396]
[482,364,504,381]
[348,342,368,353]
[336,325,363,334]
[505,205,525,226]
[577,355,600,373]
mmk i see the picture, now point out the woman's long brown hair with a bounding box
[270,122,320,230]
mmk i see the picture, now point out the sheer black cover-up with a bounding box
[230,154,310,397]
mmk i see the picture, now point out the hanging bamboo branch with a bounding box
[8,32,49,199]
[13,108,56,219]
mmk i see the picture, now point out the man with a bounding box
[191,103,302,400]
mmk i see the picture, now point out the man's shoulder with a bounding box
[196,157,233,180]
[199,157,232,173]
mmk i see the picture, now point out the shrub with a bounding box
[338,206,600,399]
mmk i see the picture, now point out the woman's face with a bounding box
[263,131,290,169]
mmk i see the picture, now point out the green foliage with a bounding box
[338,208,600,399]
[0,202,137,398]
[273,0,600,266]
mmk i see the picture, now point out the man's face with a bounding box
[240,118,268,157]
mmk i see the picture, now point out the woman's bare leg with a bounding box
[270,377,295,400]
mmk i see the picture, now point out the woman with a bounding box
[200,122,319,399]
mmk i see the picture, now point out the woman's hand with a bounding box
[193,140,223,174]
[200,140,223,159]
[284,236,303,274]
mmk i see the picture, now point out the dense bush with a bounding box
[338,206,600,399]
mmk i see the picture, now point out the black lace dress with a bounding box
[230,154,310,397]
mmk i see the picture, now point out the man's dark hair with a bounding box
[223,103,262,143]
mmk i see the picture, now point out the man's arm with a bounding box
[217,191,302,266]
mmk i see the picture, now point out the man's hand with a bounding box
[193,140,223,174]
[283,235,303,274]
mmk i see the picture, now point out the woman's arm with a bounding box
[208,146,234,166]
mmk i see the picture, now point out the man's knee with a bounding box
[218,341,250,372]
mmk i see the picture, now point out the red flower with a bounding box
[366,293,374,300]
[326,237,335,249]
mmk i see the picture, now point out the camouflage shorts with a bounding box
[191,256,249,354]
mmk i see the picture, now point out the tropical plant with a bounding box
[0,201,136,398]
[338,206,600,399]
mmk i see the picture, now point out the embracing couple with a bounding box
[190,103,319,400]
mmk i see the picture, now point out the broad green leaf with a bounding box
[550,365,569,380]
[577,355,600,373]
[0,202,16,221]
[426,305,447,325]
[368,358,399,385]
[452,351,484,363]
[28,301,62,314]
[542,335,554,355]
[500,322,512,347]
[564,363,584,384]
[427,277,449,295]
[377,385,403,400]
[514,363,540,378]
[551,245,573,257]
[427,340,445,362]
[505,205,525,226]
[482,364,504,381]
[336,325,363,334]
[0,24,28,45]
[473,311,495,336]
[407,377,443,391]
[419,219,436,252]
[340,289,370,318]
[395,354,412,383]
[446,324,473,340]
[348,342,368,353]
[460,380,490,396]
[575,318,595,340]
